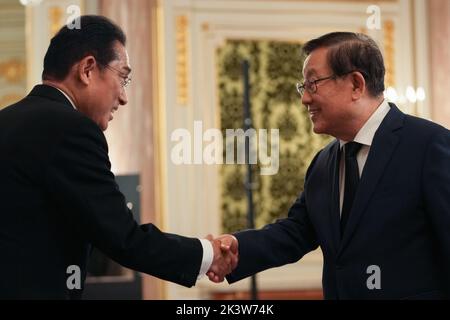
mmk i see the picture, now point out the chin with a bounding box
[312,126,331,136]
[311,119,330,134]
[98,121,108,131]
[312,124,323,134]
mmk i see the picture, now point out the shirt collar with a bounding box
[340,99,391,148]
[50,86,77,110]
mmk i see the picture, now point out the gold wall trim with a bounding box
[201,22,209,32]
[383,20,395,88]
[175,15,188,105]
[49,6,64,37]
[0,93,23,108]
[156,0,169,299]
[0,59,26,84]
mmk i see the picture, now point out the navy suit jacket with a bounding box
[227,104,450,299]
[0,85,202,299]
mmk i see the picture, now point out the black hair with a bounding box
[304,32,385,97]
[42,15,126,81]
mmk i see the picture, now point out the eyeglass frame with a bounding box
[101,64,132,88]
[296,70,363,97]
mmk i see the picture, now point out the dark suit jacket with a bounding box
[0,85,202,299]
[227,104,450,299]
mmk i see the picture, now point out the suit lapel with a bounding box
[338,104,404,254]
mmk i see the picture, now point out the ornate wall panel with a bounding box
[217,39,332,233]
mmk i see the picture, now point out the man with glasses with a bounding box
[0,15,236,299]
[209,32,450,299]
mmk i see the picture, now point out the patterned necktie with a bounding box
[340,142,362,236]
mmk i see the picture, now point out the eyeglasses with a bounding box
[103,64,132,88]
[296,70,361,97]
[296,74,336,97]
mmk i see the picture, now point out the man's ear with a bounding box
[351,71,366,100]
[77,56,97,86]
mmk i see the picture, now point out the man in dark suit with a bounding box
[0,15,236,299]
[209,32,450,299]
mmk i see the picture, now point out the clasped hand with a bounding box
[205,234,239,283]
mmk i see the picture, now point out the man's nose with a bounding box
[119,88,128,105]
[301,90,312,106]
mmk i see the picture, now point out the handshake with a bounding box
[205,234,239,283]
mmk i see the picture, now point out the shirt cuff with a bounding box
[197,239,214,280]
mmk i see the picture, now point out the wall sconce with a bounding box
[19,0,43,6]
[384,86,426,105]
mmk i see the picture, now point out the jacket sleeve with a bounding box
[423,129,450,295]
[44,118,202,287]
[227,152,321,284]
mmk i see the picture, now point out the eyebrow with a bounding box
[304,69,317,79]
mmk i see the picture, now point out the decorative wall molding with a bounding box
[0,0,26,109]
[49,6,64,37]
[0,93,23,107]
[175,15,189,105]
[0,59,26,84]
[383,20,395,88]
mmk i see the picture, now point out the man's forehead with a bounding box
[302,48,328,77]
[302,55,314,77]
[121,51,132,73]
[303,67,319,79]
[113,45,132,73]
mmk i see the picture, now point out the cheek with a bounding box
[91,104,112,128]
[313,105,336,130]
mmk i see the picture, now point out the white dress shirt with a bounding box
[338,100,391,215]
[54,87,77,109]
[198,240,213,279]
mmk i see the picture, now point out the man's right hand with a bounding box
[205,234,239,283]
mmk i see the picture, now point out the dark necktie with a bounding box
[340,142,362,236]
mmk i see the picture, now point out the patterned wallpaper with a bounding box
[217,39,333,233]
